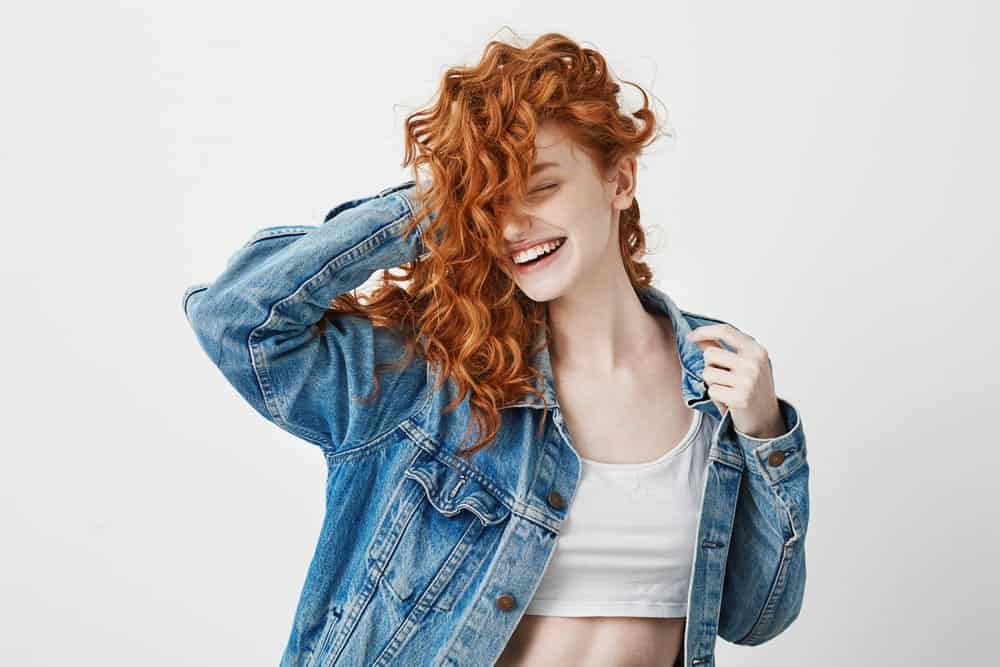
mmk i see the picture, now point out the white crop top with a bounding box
[524,408,716,618]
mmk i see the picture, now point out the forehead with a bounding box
[532,122,581,166]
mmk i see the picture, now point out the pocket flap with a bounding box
[404,453,510,526]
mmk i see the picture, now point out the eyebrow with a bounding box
[530,161,560,175]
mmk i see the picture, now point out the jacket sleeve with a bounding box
[717,395,810,645]
[181,180,433,455]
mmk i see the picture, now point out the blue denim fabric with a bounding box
[182,180,810,666]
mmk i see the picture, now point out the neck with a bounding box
[546,255,669,377]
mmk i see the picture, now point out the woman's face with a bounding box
[500,121,635,303]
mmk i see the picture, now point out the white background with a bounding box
[2,1,997,665]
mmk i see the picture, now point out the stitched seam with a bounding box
[243,227,313,248]
[324,355,435,465]
[182,285,209,317]
[734,476,802,644]
[739,543,795,644]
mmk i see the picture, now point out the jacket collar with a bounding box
[500,284,711,410]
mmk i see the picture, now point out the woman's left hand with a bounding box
[685,324,787,439]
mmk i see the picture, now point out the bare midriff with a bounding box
[494,614,685,666]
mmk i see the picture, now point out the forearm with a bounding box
[717,397,810,644]
[180,181,430,446]
[183,181,428,340]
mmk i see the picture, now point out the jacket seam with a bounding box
[679,308,731,325]
[737,538,797,644]
[734,469,804,644]
[396,420,516,515]
[182,284,209,318]
[242,226,314,248]
[324,357,436,465]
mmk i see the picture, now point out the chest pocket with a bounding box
[366,450,511,614]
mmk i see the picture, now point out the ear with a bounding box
[611,153,637,211]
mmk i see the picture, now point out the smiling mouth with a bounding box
[512,237,567,271]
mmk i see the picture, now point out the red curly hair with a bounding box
[316,30,670,459]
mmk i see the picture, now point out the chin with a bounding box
[507,239,576,303]
[514,269,575,304]
[517,285,565,303]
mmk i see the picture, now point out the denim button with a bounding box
[547,491,565,509]
[767,451,786,466]
[496,594,517,611]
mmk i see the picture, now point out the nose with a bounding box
[502,209,532,247]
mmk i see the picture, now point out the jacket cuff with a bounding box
[720,396,807,484]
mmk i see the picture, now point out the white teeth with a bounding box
[513,238,565,265]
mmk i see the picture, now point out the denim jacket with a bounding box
[182,180,810,667]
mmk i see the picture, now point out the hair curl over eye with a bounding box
[316,29,671,458]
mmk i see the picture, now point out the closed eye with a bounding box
[531,183,558,194]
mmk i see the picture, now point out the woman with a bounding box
[183,32,809,667]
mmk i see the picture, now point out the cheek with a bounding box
[569,206,614,251]
[557,198,596,238]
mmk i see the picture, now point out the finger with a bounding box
[702,366,740,389]
[686,323,752,354]
[702,346,752,374]
[705,384,737,415]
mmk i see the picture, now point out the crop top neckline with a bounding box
[578,409,704,470]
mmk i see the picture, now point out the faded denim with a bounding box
[182,180,810,666]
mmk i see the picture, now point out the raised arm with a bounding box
[181,180,433,455]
